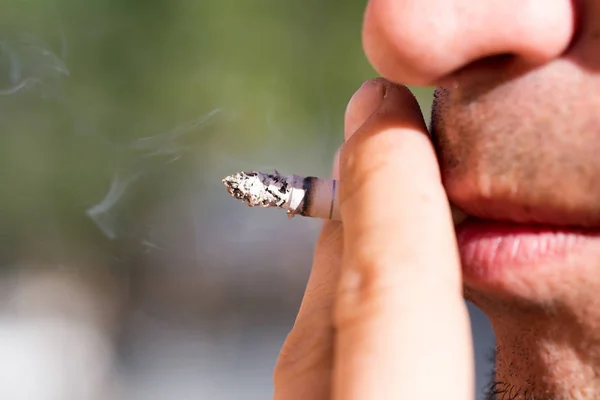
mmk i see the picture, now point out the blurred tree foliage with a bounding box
[0,0,434,269]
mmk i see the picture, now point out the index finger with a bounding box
[333,80,474,400]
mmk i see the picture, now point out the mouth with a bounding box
[450,201,600,285]
[454,218,598,281]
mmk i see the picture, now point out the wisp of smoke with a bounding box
[86,109,221,240]
[0,37,69,97]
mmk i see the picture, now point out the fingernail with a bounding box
[344,78,388,140]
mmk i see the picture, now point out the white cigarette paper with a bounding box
[222,170,467,225]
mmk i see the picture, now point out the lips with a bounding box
[453,198,596,229]
[442,164,600,285]
[448,190,600,285]
[456,218,596,280]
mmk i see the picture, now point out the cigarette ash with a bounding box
[222,171,293,209]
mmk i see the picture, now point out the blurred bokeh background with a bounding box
[0,0,495,399]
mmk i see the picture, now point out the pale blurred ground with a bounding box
[0,1,495,399]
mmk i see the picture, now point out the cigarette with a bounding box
[222,170,468,225]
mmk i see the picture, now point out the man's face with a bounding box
[362,0,600,314]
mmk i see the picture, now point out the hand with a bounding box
[273,78,475,400]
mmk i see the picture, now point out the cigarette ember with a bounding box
[222,170,467,225]
[222,171,295,208]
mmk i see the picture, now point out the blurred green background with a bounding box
[0,1,494,399]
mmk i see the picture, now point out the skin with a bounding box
[273,0,600,399]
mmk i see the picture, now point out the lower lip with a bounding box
[455,219,597,280]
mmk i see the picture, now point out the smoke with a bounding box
[0,18,223,246]
[86,109,221,240]
[0,36,69,98]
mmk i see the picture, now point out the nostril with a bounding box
[565,0,584,52]
[437,54,520,89]
[456,54,517,74]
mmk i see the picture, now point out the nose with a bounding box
[362,0,577,86]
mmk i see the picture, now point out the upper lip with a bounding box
[445,184,599,229]
[448,197,597,229]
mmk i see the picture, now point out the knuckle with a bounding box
[333,251,441,332]
[315,221,343,251]
[273,323,333,382]
[333,258,402,331]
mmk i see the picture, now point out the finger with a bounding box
[273,80,384,399]
[333,80,474,400]
[273,157,342,400]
